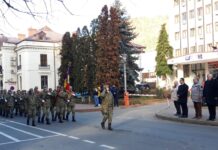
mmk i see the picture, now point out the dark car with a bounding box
[136,83,150,91]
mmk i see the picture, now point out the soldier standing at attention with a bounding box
[40,86,51,125]
[66,86,76,122]
[34,86,41,123]
[5,90,15,118]
[56,86,67,123]
[100,84,114,131]
[49,88,56,121]
[26,88,37,126]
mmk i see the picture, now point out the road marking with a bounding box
[68,136,80,140]
[0,123,43,138]
[83,140,95,144]
[8,120,66,136]
[0,134,59,146]
[100,144,116,149]
[0,131,20,142]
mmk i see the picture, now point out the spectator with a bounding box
[177,78,189,118]
[191,77,203,119]
[203,74,216,121]
[111,85,119,107]
[93,88,99,107]
[171,81,180,116]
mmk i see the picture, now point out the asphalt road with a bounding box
[0,103,218,150]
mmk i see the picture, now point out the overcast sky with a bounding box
[0,0,170,37]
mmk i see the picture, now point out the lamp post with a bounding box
[122,53,129,106]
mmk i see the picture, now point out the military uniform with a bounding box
[40,90,51,124]
[0,91,4,116]
[56,88,67,123]
[34,87,41,123]
[66,90,76,122]
[5,91,15,118]
[26,89,37,126]
[100,88,114,130]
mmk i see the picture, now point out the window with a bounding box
[197,7,203,17]
[182,12,187,21]
[206,24,212,33]
[183,48,189,55]
[216,22,218,32]
[182,30,187,39]
[175,15,180,24]
[198,26,203,36]
[174,0,179,6]
[207,43,212,52]
[206,4,212,14]
[175,49,181,57]
[18,55,21,66]
[189,10,195,19]
[198,45,204,52]
[183,65,190,78]
[41,75,48,89]
[175,32,180,40]
[215,1,218,11]
[190,46,196,53]
[40,54,47,66]
[190,28,195,37]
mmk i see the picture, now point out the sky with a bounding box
[0,0,170,37]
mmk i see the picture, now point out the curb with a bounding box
[75,108,101,113]
[155,110,218,126]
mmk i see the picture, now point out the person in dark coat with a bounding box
[111,85,119,107]
[177,78,189,118]
[203,74,216,121]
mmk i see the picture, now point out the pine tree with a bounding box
[155,24,173,78]
[113,0,142,88]
[59,32,72,86]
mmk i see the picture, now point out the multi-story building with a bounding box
[168,0,218,85]
[0,26,62,91]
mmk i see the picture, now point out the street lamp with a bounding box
[122,53,129,106]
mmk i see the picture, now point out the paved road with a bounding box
[0,103,218,150]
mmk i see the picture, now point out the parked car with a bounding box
[136,83,150,91]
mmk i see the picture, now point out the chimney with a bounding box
[28,27,37,37]
[17,33,25,40]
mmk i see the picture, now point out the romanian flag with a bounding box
[64,65,70,91]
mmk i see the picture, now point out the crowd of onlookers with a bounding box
[171,74,218,121]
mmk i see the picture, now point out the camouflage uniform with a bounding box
[26,89,37,126]
[100,85,114,130]
[34,87,41,123]
[2,90,7,117]
[0,90,3,116]
[50,89,56,121]
[66,88,76,122]
[14,91,20,116]
[56,87,67,123]
[5,90,15,118]
[40,89,51,125]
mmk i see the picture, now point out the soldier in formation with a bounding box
[0,85,77,127]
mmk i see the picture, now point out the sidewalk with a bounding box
[155,101,218,126]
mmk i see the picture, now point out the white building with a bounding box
[0,26,62,91]
[168,0,218,86]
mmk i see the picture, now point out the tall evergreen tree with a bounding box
[113,0,142,88]
[155,24,173,78]
[59,32,72,86]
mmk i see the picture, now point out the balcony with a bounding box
[17,65,21,70]
[39,65,50,70]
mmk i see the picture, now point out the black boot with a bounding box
[32,120,36,126]
[72,115,76,122]
[101,122,105,129]
[58,114,63,123]
[46,118,51,125]
[41,115,45,124]
[53,113,58,121]
[66,113,69,121]
[37,116,41,123]
[27,117,30,125]
[108,123,113,131]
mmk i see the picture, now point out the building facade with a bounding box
[0,26,62,91]
[168,0,218,86]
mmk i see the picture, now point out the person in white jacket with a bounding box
[171,81,181,116]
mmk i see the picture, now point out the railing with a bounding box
[39,65,50,70]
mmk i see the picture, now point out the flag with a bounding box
[64,64,70,91]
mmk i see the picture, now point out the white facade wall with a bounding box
[169,0,218,86]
